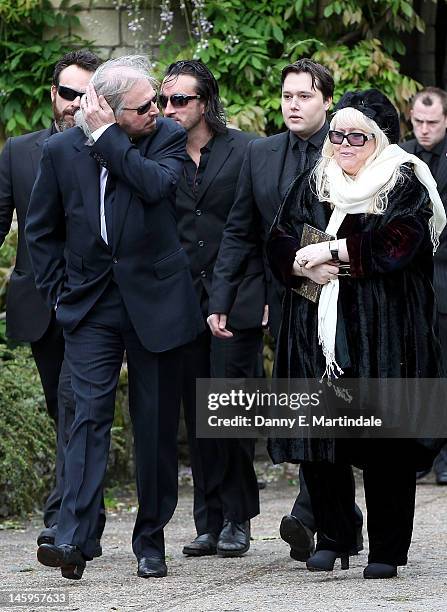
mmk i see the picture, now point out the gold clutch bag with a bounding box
[292,224,333,303]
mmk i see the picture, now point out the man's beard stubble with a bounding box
[52,99,77,132]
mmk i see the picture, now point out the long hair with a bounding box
[163,60,227,135]
[313,107,403,214]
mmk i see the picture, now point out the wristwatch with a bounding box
[329,240,340,263]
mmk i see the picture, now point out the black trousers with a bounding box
[56,282,182,560]
[301,440,416,566]
[181,326,262,536]
[291,468,363,534]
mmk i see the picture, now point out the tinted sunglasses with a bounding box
[123,94,158,115]
[158,93,201,109]
[57,85,85,101]
[329,130,376,146]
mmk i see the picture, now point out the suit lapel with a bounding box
[29,129,51,175]
[111,179,132,253]
[195,133,233,205]
[435,137,447,199]
[73,140,104,244]
[264,131,289,213]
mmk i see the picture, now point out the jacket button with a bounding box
[112,257,118,264]
[200,270,207,278]
[198,240,204,247]
[195,209,202,216]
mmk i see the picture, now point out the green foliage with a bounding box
[0,319,55,517]
[0,0,90,137]
[0,227,17,312]
[159,0,424,134]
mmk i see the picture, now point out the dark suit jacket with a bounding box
[401,135,447,312]
[25,118,203,352]
[0,128,53,342]
[175,128,265,329]
[209,130,325,337]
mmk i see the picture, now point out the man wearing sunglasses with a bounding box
[160,60,264,559]
[27,55,203,581]
[0,48,102,552]
[207,59,363,563]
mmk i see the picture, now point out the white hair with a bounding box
[312,107,403,214]
[75,55,158,142]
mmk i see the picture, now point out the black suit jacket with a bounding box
[0,128,53,341]
[209,130,325,337]
[25,118,203,352]
[175,128,265,329]
[401,136,447,312]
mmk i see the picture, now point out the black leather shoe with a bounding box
[436,470,447,485]
[216,520,250,557]
[37,526,57,546]
[37,525,102,558]
[137,557,167,578]
[416,469,431,480]
[363,563,397,579]
[279,514,315,562]
[306,550,350,572]
[182,533,218,556]
[37,544,86,580]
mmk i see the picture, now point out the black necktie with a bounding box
[420,149,433,170]
[104,173,115,246]
[295,140,309,176]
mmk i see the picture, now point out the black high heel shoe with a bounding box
[306,550,350,571]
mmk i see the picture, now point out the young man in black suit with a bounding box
[207,59,363,561]
[0,49,103,550]
[26,55,203,580]
[401,87,447,484]
[160,60,264,558]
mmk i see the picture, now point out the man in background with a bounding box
[161,60,264,558]
[208,58,363,560]
[0,49,103,550]
[401,87,447,485]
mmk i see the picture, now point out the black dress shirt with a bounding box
[183,137,215,197]
[415,137,445,177]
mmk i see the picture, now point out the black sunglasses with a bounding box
[123,94,158,115]
[158,93,201,109]
[57,85,85,102]
[329,130,376,147]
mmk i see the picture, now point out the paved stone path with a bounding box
[0,469,446,612]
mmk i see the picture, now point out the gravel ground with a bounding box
[0,467,446,612]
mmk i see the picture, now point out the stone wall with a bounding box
[52,0,189,60]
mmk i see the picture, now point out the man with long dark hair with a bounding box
[161,60,264,557]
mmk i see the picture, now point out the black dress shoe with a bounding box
[37,525,102,558]
[37,526,57,546]
[416,469,431,480]
[216,520,250,557]
[363,563,397,579]
[279,515,315,562]
[37,544,86,580]
[436,470,447,485]
[182,533,218,556]
[137,557,167,578]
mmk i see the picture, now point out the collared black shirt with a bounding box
[414,135,446,178]
[184,137,215,197]
[279,121,329,198]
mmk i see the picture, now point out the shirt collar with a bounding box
[289,120,329,150]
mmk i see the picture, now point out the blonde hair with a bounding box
[313,107,403,214]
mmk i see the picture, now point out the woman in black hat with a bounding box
[267,89,446,578]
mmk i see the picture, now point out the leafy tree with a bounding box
[159,0,426,134]
[0,0,90,137]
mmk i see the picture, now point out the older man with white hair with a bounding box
[26,55,203,580]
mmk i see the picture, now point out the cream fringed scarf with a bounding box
[318,144,447,378]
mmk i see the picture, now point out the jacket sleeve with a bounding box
[208,140,264,315]
[0,139,15,247]
[92,122,187,204]
[346,177,431,278]
[25,140,66,309]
